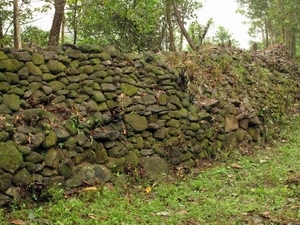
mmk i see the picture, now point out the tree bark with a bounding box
[0,17,3,47]
[13,0,22,50]
[72,0,78,45]
[171,0,197,51]
[48,0,66,46]
[198,19,212,48]
[165,0,176,51]
[61,13,65,45]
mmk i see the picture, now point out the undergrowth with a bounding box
[1,115,300,225]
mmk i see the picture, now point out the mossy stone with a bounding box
[47,59,66,74]
[140,156,169,181]
[0,173,13,191]
[0,59,23,72]
[0,131,9,142]
[32,53,44,65]
[25,61,43,76]
[44,147,60,168]
[124,113,148,132]
[48,80,66,92]
[64,119,78,136]
[157,94,169,105]
[165,119,180,128]
[0,51,8,60]
[106,157,126,173]
[125,150,140,167]
[0,142,23,174]
[43,131,58,148]
[9,87,24,96]
[98,102,109,111]
[13,168,32,187]
[58,162,73,179]
[6,72,19,84]
[78,65,94,74]
[120,83,138,97]
[3,94,20,111]
[0,82,10,93]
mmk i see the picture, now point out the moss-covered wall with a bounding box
[0,44,298,205]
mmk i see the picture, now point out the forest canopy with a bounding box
[0,0,300,57]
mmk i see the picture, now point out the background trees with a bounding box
[1,0,300,57]
[237,0,300,58]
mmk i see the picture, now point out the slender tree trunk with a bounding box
[198,19,212,48]
[72,0,78,45]
[49,0,66,46]
[171,0,197,51]
[13,0,22,50]
[165,0,176,51]
[0,17,3,47]
[61,13,65,45]
[264,18,270,48]
[178,32,183,51]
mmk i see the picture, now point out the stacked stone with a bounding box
[0,45,281,205]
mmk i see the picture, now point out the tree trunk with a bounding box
[198,19,212,48]
[264,19,269,48]
[72,0,78,45]
[165,0,176,51]
[171,0,197,51]
[49,0,66,46]
[0,17,3,47]
[13,0,22,50]
[61,13,65,45]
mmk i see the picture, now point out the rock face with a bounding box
[0,44,298,205]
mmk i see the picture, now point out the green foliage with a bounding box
[65,0,164,51]
[0,0,46,47]
[188,21,203,44]
[212,26,239,46]
[237,0,300,57]
[22,25,49,47]
[63,0,203,51]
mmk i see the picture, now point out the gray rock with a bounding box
[3,94,20,111]
[45,147,60,168]
[0,142,23,174]
[0,173,13,191]
[13,168,31,186]
[124,113,148,132]
[65,163,112,187]
[31,132,46,148]
[0,194,11,206]
[140,156,169,181]
[25,151,45,163]
[92,129,120,141]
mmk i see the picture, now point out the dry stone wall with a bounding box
[0,44,297,205]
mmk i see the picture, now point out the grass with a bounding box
[1,116,300,225]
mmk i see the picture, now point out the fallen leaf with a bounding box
[144,186,151,194]
[230,163,242,169]
[10,219,26,225]
[156,211,171,216]
[177,209,188,215]
[88,213,97,219]
[82,186,97,191]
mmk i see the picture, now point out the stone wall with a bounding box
[0,44,297,205]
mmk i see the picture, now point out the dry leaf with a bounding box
[82,186,97,191]
[230,163,242,169]
[144,186,152,194]
[88,213,97,219]
[156,211,171,216]
[177,209,188,215]
[10,219,26,225]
